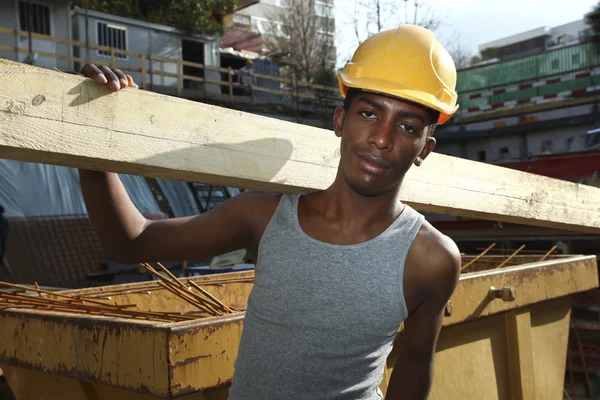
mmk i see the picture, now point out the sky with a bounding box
[334,0,599,67]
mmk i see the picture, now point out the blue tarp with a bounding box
[0,160,200,218]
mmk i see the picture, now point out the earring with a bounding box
[415,157,423,166]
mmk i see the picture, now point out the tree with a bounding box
[71,0,237,36]
[348,0,441,46]
[585,1,600,49]
[343,0,474,70]
[263,0,336,83]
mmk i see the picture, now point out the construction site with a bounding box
[0,0,600,399]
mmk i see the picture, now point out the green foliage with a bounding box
[311,67,337,86]
[72,0,237,36]
[586,2,600,45]
[480,47,500,61]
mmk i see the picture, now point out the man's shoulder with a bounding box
[414,220,460,263]
[226,191,283,225]
[228,191,282,213]
[407,219,461,294]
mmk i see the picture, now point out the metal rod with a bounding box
[474,247,555,254]
[0,281,132,309]
[141,263,223,315]
[538,245,558,262]
[573,321,593,399]
[494,245,526,269]
[461,243,496,271]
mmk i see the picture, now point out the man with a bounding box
[78,24,460,400]
[237,59,257,96]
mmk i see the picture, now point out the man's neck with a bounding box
[311,173,404,226]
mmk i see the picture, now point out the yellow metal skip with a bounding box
[0,255,597,399]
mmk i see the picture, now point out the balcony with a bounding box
[455,42,600,121]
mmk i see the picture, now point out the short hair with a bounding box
[343,88,439,136]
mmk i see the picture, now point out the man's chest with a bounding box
[252,243,407,337]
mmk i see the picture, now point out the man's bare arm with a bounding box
[77,64,276,264]
[80,170,273,264]
[385,234,461,400]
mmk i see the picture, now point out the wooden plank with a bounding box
[177,59,182,97]
[0,46,141,72]
[0,27,141,58]
[140,54,147,90]
[505,309,536,399]
[2,59,600,232]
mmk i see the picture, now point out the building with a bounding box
[478,18,593,61]
[222,0,337,70]
[0,1,222,94]
[70,6,221,94]
[436,17,600,165]
[0,0,72,71]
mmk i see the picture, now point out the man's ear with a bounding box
[333,107,345,138]
[415,136,436,166]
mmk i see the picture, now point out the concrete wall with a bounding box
[436,123,591,162]
[434,142,464,159]
[0,0,72,71]
[526,124,590,155]
[72,7,220,93]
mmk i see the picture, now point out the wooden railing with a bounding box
[0,27,341,108]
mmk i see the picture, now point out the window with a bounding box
[477,151,486,161]
[256,19,289,38]
[261,0,288,6]
[572,53,580,66]
[541,140,552,154]
[566,137,574,151]
[499,147,510,160]
[315,2,334,18]
[97,22,127,59]
[551,59,559,70]
[19,1,50,35]
[233,14,251,26]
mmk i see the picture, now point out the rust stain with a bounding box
[171,354,212,369]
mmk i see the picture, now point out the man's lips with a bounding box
[357,152,389,174]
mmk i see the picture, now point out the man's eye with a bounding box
[399,124,416,134]
[359,111,377,119]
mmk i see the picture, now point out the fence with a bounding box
[457,42,600,111]
[0,27,341,110]
[3,26,600,118]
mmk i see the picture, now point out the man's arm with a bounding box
[80,170,272,264]
[385,234,461,400]
[76,64,277,264]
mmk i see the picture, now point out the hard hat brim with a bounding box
[338,72,458,125]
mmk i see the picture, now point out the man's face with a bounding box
[334,92,437,197]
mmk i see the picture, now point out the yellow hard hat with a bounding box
[338,24,459,124]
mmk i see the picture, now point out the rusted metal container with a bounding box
[0,254,598,400]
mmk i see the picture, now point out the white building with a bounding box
[225,0,337,68]
[478,18,592,60]
[0,1,222,93]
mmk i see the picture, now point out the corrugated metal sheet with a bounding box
[458,43,600,109]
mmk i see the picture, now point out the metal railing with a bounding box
[0,27,342,110]
[457,42,600,112]
[4,26,600,117]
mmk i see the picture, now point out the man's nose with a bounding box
[369,120,394,150]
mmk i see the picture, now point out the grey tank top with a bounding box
[229,193,424,400]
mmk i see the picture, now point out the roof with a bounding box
[221,29,263,54]
[479,26,551,52]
